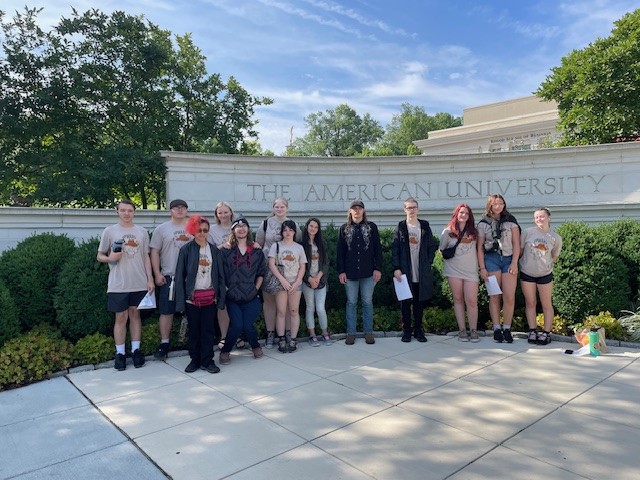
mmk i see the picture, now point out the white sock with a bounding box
[161,338,170,344]
[115,344,125,355]
[493,325,502,331]
[504,325,511,330]
[131,340,141,351]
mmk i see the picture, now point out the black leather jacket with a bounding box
[175,240,226,312]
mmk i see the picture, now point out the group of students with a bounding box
[438,195,562,345]
[97,193,561,373]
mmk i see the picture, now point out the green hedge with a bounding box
[0,233,76,330]
[54,238,112,341]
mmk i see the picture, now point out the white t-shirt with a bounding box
[98,224,150,293]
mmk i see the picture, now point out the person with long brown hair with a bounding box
[477,194,521,343]
[337,200,383,345]
[301,217,332,346]
[440,204,480,342]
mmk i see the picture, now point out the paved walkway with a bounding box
[2,334,639,479]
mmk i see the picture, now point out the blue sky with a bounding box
[2,0,638,153]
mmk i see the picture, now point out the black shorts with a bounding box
[157,276,177,315]
[107,291,147,313]
[520,272,553,285]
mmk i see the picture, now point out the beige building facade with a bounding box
[414,95,560,155]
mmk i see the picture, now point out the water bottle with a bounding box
[588,327,601,356]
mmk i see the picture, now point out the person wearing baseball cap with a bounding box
[149,199,192,360]
[336,199,383,345]
[219,215,266,364]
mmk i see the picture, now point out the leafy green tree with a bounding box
[370,104,461,156]
[286,104,383,156]
[0,7,272,208]
[537,9,640,145]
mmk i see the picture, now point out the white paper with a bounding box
[137,291,157,309]
[393,274,413,301]
[485,275,503,296]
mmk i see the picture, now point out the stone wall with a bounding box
[1,142,639,253]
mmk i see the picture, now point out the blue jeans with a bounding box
[222,298,262,352]
[302,284,328,330]
[345,277,375,334]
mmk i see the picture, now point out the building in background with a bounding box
[414,96,560,155]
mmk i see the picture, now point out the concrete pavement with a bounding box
[1,333,639,479]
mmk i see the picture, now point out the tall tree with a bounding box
[286,104,383,157]
[371,104,461,156]
[537,9,640,145]
[0,7,272,208]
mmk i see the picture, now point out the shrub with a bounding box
[554,222,629,323]
[373,305,402,331]
[73,332,114,366]
[575,311,628,341]
[422,306,457,334]
[0,279,20,347]
[0,233,76,330]
[535,313,569,335]
[54,238,112,341]
[597,219,640,296]
[0,324,73,390]
[618,307,640,342]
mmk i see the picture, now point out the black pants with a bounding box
[401,282,427,332]
[185,302,217,367]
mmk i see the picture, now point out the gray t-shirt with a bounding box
[98,224,150,293]
[208,224,231,248]
[440,228,479,282]
[519,227,562,277]
[477,216,518,257]
[407,222,421,283]
[150,220,191,276]
[268,241,307,283]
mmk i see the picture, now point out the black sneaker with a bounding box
[401,331,412,342]
[114,353,126,371]
[201,361,221,374]
[278,338,287,353]
[185,360,199,373]
[153,342,170,360]
[493,328,504,343]
[132,349,145,368]
[287,339,298,353]
[414,330,428,343]
[537,331,551,345]
[503,329,513,344]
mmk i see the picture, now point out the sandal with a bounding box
[235,338,246,349]
[217,338,226,350]
[527,330,538,344]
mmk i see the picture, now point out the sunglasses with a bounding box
[198,228,209,233]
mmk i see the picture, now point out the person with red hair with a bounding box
[440,204,480,342]
[174,215,226,373]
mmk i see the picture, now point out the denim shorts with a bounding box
[484,252,512,273]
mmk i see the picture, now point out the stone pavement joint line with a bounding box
[1,334,639,480]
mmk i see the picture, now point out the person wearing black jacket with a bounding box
[219,217,266,364]
[336,200,383,345]
[392,197,437,342]
[175,215,226,374]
